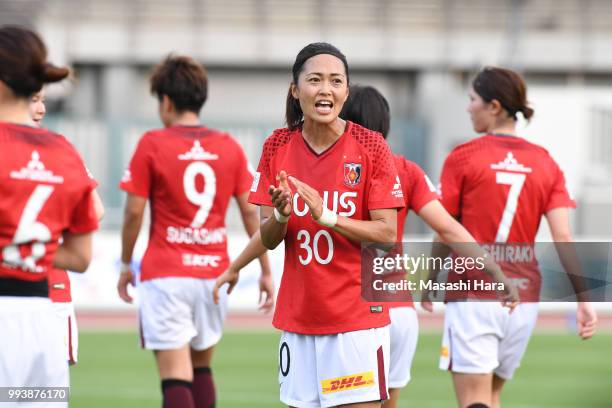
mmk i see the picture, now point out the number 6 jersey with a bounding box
[249,121,405,335]
[120,126,253,281]
[0,123,98,284]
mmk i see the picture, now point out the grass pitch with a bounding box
[70,330,612,407]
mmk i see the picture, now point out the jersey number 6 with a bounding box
[2,185,54,273]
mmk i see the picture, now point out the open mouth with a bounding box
[315,100,333,115]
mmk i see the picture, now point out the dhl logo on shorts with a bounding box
[321,371,374,394]
[440,346,449,357]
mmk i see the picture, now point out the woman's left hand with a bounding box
[289,176,323,220]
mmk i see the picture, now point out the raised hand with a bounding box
[268,170,293,217]
[288,176,323,220]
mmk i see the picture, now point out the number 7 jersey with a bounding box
[119,126,253,281]
[249,121,405,335]
[439,134,575,300]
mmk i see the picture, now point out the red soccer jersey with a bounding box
[0,123,98,283]
[389,155,440,308]
[249,121,405,335]
[439,134,576,301]
[119,126,253,281]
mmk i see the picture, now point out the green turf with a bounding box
[70,330,612,407]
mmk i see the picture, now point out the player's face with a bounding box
[29,89,46,127]
[291,54,349,126]
[467,88,494,133]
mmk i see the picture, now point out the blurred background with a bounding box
[1,1,610,406]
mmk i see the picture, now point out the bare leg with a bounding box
[385,388,401,408]
[452,372,493,408]
[491,374,506,408]
[155,345,193,380]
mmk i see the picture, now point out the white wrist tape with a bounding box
[315,207,338,228]
[273,208,290,223]
[120,262,131,273]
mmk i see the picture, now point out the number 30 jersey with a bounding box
[249,121,405,335]
[0,123,98,282]
[439,134,575,300]
[120,126,253,281]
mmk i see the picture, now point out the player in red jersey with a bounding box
[249,42,404,408]
[29,88,105,365]
[422,67,598,408]
[341,85,519,408]
[0,25,98,396]
[117,55,273,408]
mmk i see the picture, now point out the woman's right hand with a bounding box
[498,278,520,312]
[268,170,293,217]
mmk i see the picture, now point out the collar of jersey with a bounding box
[299,120,352,158]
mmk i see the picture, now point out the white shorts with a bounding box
[388,307,419,388]
[53,302,78,364]
[138,277,228,350]
[278,326,390,408]
[0,297,69,408]
[440,302,539,380]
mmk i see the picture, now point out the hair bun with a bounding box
[520,106,534,120]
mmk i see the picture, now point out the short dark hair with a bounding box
[472,66,534,121]
[340,85,390,138]
[0,25,69,97]
[150,55,208,114]
[285,42,350,130]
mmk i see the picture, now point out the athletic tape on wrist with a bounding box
[120,262,131,273]
[273,208,290,223]
[315,207,338,228]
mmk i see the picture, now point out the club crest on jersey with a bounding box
[10,151,64,184]
[178,140,219,161]
[490,152,532,173]
[343,163,362,187]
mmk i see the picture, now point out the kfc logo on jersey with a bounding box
[343,163,362,187]
[178,140,219,161]
[10,151,64,184]
[490,152,532,173]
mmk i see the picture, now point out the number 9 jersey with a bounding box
[119,126,253,281]
[0,123,98,283]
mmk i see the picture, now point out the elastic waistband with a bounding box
[0,277,49,297]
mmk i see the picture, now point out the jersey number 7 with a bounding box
[495,171,526,243]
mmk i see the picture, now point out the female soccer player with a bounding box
[248,41,403,408]
[29,88,105,365]
[0,25,98,397]
[117,55,273,408]
[422,66,598,408]
[341,85,520,408]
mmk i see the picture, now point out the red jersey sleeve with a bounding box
[233,143,254,196]
[119,134,154,198]
[545,161,576,211]
[408,162,439,212]
[68,187,99,234]
[249,129,292,206]
[367,136,405,210]
[439,149,465,217]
